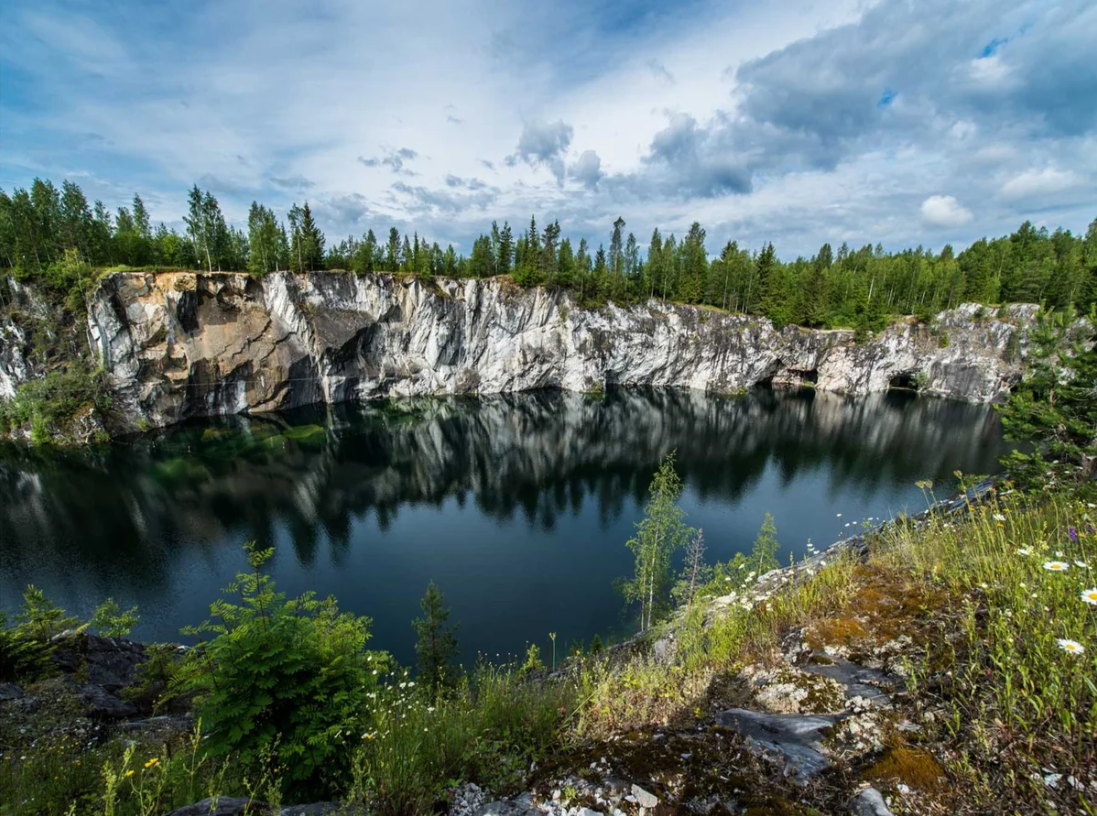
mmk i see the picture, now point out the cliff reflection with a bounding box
[0,388,1006,588]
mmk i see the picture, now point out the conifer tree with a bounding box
[412,581,459,695]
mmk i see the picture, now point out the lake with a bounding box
[0,388,1010,666]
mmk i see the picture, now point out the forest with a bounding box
[2,177,1095,331]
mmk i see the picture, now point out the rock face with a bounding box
[84,271,1036,428]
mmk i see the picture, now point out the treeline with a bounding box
[2,177,1095,329]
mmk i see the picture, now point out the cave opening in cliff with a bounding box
[888,371,920,391]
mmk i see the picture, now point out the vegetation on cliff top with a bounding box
[3,177,1096,331]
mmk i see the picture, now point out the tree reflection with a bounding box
[0,388,1007,591]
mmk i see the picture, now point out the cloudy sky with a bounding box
[1,0,1094,257]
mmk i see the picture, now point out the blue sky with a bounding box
[1,0,1095,257]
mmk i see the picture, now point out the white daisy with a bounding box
[1057,639,1085,655]
[1017,548,1032,556]
[1081,588,1097,606]
[1043,561,1070,572]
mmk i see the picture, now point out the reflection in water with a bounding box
[0,388,1009,663]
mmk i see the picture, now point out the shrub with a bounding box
[176,541,391,799]
[90,598,140,638]
[0,612,56,684]
[15,584,81,640]
[1,362,113,440]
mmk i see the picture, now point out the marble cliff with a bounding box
[10,271,1038,428]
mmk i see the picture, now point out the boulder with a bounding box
[718,708,840,783]
[0,682,24,701]
[51,633,148,691]
[79,683,138,719]
[850,787,895,816]
[164,797,266,816]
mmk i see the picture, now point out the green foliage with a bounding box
[997,310,1097,488]
[411,581,460,696]
[519,643,544,675]
[698,513,782,600]
[350,663,572,816]
[176,541,391,798]
[91,597,140,638]
[15,584,81,640]
[122,643,181,714]
[0,362,113,442]
[622,453,696,632]
[0,611,56,683]
[5,175,1095,333]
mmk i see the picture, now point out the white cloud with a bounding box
[1000,167,1082,201]
[0,0,1094,257]
[920,195,974,228]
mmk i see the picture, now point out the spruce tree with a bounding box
[412,581,459,695]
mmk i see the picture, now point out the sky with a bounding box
[1,0,1095,258]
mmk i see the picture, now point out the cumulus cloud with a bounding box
[623,113,752,198]
[1000,167,1082,201]
[506,120,573,185]
[359,148,419,175]
[391,180,498,215]
[2,0,1094,256]
[570,150,604,190]
[920,195,974,227]
[269,174,314,191]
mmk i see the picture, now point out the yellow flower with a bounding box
[125,770,135,777]
[143,757,159,769]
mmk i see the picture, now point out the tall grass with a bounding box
[874,489,1096,794]
[347,664,575,816]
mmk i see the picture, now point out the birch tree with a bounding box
[624,453,695,633]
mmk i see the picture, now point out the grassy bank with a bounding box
[2,481,1093,815]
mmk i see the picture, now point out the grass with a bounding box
[3,485,1093,814]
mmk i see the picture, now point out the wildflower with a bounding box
[125,770,135,777]
[1076,561,1090,569]
[1066,526,1077,543]
[143,757,159,769]
[1043,561,1070,572]
[1081,588,1097,606]
[993,513,1006,522]
[1017,548,1032,556]
[1057,639,1085,655]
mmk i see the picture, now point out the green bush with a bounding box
[91,597,140,638]
[0,611,56,684]
[1,362,113,440]
[14,584,81,640]
[176,541,392,799]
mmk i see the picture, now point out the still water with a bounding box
[0,388,1010,665]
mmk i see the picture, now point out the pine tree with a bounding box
[299,203,325,271]
[497,222,513,275]
[412,581,459,695]
[386,227,401,272]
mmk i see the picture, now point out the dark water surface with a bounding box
[0,389,1010,665]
